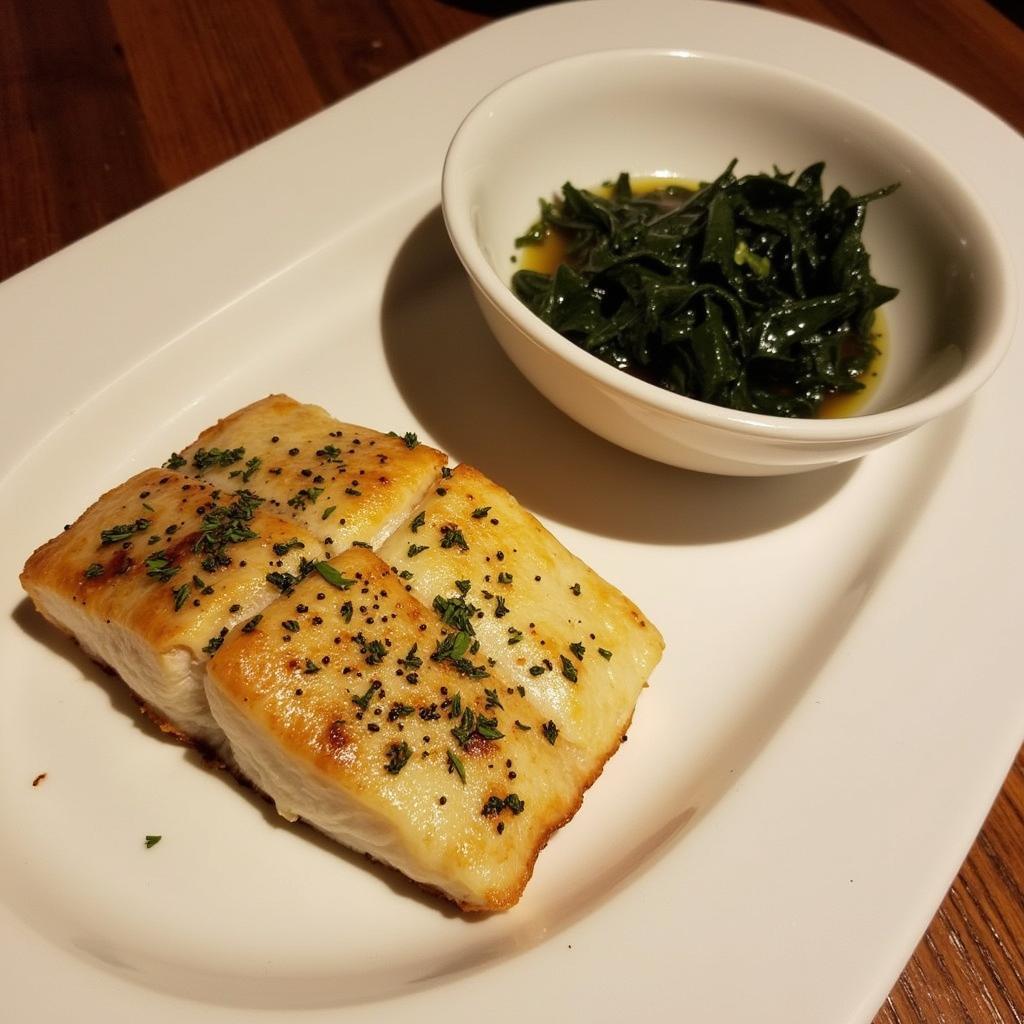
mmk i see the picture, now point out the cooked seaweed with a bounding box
[512,163,898,417]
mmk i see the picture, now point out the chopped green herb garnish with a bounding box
[482,793,524,817]
[482,795,506,817]
[321,505,337,521]
[288,486,324,510]
[570,582,581,596]
[484,688,503,710]
[560,654,578,682]
[354,632,387,665]
[352,680,380,711]
[202,634,225,655]
[507,627,523,645]
[144,550,179,582]
[317,444,344,463]
[172,583,191,611]
[528,664,545,676]
[471,506,491,518]
[441,466,453,479]
[447,748,466,783]
[193,490,263,572]
[385,741,412,774]
[494,595,509,618]
[598,647,613,660]
[407,543,428,557]
[281,620,301,633]
[266,570,300,594]
[542,720,559,745]
[388,430,421,449]
[304,659,321,674]
[273,538,305,556]
[192,446,245,472]
[399,569,414,579]
[232,456,261,483]
[433,593,477,634]
[241,614,263,633]
[144,835,162,848]
[83,562,104,578]
[432,630,472,663]
[514,720,531,731]
[450,707,476,748]
[497,572,513,584]
[440,526,468,551]
[455,579,471,595]
[512,164,899,417]
[100,518,150,545]
[163,452,186,470]
[314,561,356,590]
[340,601,353,623]
[475,715,504,741]
[569,641,586,660]
[365,640,387,664]
[410,511,426,533]
[402,643,423,669]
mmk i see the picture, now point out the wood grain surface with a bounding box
[1,1,1022,1020]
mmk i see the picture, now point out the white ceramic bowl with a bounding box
[442,49,1015,475]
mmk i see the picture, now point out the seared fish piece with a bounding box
[173,394,446,550]
[377,464,664,748]
[205,547,614,911]
[20,469,326,752]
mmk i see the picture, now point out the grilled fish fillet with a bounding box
[21,396,663,911]
[204,545,644,911]
[174,394,447,550]
[20,468,326,752]
[376,464,663,749]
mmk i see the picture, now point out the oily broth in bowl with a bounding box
[509,168,895,419]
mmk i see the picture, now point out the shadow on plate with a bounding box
[381,205,857,545]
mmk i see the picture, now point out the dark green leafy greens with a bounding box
[512,163,898,417]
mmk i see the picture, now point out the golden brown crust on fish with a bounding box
[20,396,663,912]
[205,546,614,911]
[175,395,447,550]
[20,468,326,747]
[377,464,664,748]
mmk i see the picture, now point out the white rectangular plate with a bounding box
[1,3,1021,1022]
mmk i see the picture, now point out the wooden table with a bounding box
[2,2,1021,1020]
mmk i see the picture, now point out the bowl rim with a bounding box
[441,47,1017,443]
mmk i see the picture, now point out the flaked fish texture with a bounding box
[20,395,663,911]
